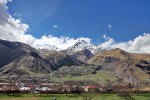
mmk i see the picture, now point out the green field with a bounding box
[0,94,150,100]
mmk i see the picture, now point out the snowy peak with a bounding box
[67,39,93,52]
[66,39,102,54]
[74,39,89,46]
[37,39,102,54]
[74,39,93,48]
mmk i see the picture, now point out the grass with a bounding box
[0,94,39,100]
[51,66,118,83]
[0,94,149,100]
[58,71,118,83]
[132,94,150,100]
[40,94,82,100]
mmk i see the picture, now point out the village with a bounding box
[0,76,104,95]
[0,76,150,95]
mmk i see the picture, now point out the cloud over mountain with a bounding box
[32,35,91,50]
[0,0,91,50]
[1,0,150,53]
[100,33,150,53]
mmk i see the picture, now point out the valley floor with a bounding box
[0,94,150,100]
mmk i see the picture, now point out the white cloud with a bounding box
[99,33,150,54]
[0,1,91,50]
[32,35,91,50]
[0,0,35,45]
[107,24,112,29]
[53,24,58,28]
[0,0,11,5]
[99,35,115,49]
[1,1,150,54]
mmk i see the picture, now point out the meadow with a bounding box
[0,94,150,100]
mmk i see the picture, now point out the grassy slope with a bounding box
[0,94,150,100]
[51,66,118,83]
[87,49,150,82]
[53,70,118,84]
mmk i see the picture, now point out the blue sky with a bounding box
[7,0,150,44]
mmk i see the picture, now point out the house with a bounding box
[19,87,30,91]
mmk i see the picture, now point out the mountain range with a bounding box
[0,39,150,84]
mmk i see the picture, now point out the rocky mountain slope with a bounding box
[0,39,84,76]
[87,48,150,83]
[66,49,94,62]
[0,39,32,67]
[0,39,150,84]
[0,39,56,76]
[39,50,85,70]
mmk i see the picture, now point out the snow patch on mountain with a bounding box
[66,39,102,54]
[38,44,60,51]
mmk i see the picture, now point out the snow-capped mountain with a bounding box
[38,45,60,51]
[37,39,102,54]
[66,39,102,54]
